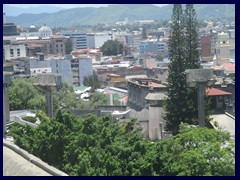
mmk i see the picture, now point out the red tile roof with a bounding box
[119,96,128,103]
[206,88,231,96]
[221,63,235,71]
[148,82,166,88]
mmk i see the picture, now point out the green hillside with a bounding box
[6,4,235,28]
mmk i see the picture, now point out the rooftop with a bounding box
[3,139,68,176]
[206,88,231,96]
[128,78,167,88]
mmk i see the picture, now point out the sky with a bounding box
[5,4,168,9]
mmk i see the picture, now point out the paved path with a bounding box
[210,114,235,137]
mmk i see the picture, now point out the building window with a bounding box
[61,44,63,47]
[17,49,20,56]
[10,49,14,57]
[56,44,58,48]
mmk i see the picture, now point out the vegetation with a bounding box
[7,113,235,176]
[9,78,108,113]
[22,116,37,123]
[83,75,100,91]
[164,4,211,134]
[155,53,164,61]
[9,77,45,111]
[101,40,123,56]
[65,38,73,54]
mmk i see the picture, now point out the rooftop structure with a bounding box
[127,78,167,111]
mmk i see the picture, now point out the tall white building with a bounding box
[215,32,232,65]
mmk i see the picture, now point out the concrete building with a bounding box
[49,36,68,55]
[127,78,168,111]
[25,59,52,75]
[71,57,93,86]
[140,40,166,55]
[15,36,68,57]
[50,59,73,85]
[125,35,141,49]
[215,32,231,65]
[4,44,26,61]
[87,33,112,49]
[63,32,87,50]
[25,58,73,85]
[200,35,213,62]
[3,14,19,36]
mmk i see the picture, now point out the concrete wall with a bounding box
[148,106,163,140]
[97,105,127,112]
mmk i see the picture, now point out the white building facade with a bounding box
[4,44,26,61]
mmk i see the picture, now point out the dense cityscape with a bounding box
[3,4,235,176]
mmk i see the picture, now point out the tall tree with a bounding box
[164,4,188,134]
[164,4,211,134]
[184,4,200,70]
[184,4,211,127]
[65,38,73,54]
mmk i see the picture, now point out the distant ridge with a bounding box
[4,4,235,28]
[3,4,66,16]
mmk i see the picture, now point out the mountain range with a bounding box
[3,4,66,16]
[4,4,235,28]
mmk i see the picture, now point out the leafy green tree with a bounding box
[8,78,45,111]
[157,123,235,176]
[65,38,73,54]
[156,53,164,61]
[83,75,100,91]
[101,40,123,56]
[7,113,235,176]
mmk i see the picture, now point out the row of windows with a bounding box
[10,48,21,57]
[50,44,63,48]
